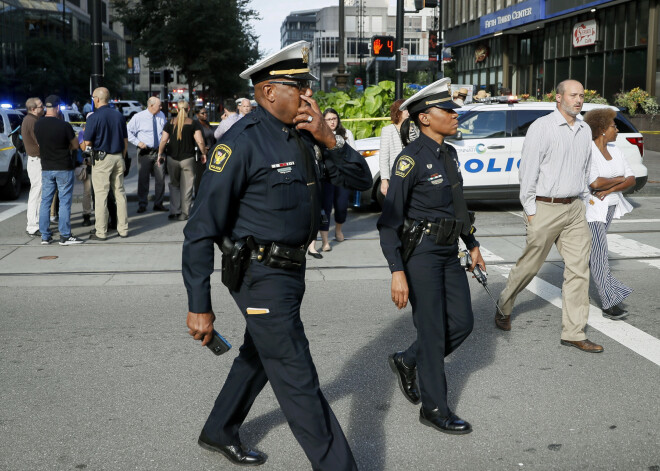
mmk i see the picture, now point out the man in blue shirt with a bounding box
[84,87,129,240]
[127,96,167,213]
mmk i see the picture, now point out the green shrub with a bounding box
[315,80,416,139]
[614,87,653,116]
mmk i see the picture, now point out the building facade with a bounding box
[0,0,124,97]
[443,0,659,101]
[282,0,438,91]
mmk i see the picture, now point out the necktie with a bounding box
[441,145,472,236]
[152,115,159,149]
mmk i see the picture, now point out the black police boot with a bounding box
[198,430,267,466]
[82,215,92,226]
[419,407,472,435]
[388,352,421,404]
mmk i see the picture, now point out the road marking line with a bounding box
[496,265,660,367]
[0,203,27,223]
[479,246,505,262]
[507,211,524,219]
[611,219,660,224]
[607,234,660,270]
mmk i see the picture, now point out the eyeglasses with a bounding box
[269,80,312,91]
[609,124,618,129]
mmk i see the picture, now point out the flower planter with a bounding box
[626,114,660,152]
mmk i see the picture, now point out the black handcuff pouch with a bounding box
[263,243,306,270]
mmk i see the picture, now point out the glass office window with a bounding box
[624,48,647,91]
[556,58,569,83]
[603,51,623,99]
[625,1,636,47]
[614,4,625,50]
[586,54,603,92]
[571,56,585,84]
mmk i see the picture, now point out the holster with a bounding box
[220,237,251,291]
[400,218,425,263]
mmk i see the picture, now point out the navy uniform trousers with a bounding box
[202,260,357,471]
[401,238,474,416]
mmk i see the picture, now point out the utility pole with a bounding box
[89,0,104,94]
[395,0,404,99]
[333,0,349,89]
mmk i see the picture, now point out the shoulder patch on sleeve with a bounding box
[395,155,415,178]
[209,144,232,173]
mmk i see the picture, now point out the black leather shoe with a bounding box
[308,250,323,259]
[388,352,421,404]
[419,407,472,435]
[602,306,628,320]
[137,206,146,213]
[82,215,92,227]
[198,431,267,466]
[153,204,167,212]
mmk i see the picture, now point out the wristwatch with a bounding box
[328,134,345,151]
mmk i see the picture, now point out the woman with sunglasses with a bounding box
[582,108,636,320]
[378,78,485,435]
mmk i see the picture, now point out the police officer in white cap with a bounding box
[378,78,486,434]
[182,41,371,469]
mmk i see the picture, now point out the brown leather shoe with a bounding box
[495,311,511,331]
[560,339,604,353]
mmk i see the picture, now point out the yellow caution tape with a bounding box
[342,117,390,122]
[0,146,15,152]
[639,130,660,135]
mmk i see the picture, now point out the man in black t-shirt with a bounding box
[34,95,84,245]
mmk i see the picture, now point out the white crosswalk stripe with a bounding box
[486,231,660,367]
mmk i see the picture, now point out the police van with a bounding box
[352,101,648,208]
[0,106,27,200]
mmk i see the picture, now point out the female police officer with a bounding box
[378,78,486,434]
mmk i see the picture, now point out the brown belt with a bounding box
[536,196,578,204]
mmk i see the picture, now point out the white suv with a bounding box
[352,101,648,207]
[112,100,144,120]
[0,108,27,200]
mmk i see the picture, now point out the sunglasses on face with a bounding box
[269,80,311,91]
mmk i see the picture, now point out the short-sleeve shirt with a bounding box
[163,119,202,161]
[84,104,128,154]
[34,117,76,171]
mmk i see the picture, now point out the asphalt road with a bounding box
[0,163,659,470]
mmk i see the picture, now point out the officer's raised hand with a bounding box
[187,311,215,346]
[293,89,337,149]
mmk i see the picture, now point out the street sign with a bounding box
[400,47,408,72]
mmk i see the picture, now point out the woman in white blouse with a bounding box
[378,99,418,197]
[583,108,636,320]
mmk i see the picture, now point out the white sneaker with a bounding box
[60,235,85,245]
[50,216,58,223]
[41,237,53,245]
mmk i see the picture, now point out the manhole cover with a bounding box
[38,256,58,260]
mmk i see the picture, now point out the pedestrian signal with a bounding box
[371,36,395,57]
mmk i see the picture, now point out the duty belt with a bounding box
[405,217,463,246]
[536,196,578,204]
[246,239,306,269]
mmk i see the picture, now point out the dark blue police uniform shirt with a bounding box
[182,106,372,313]
[84,104,128,154]
[378,132,478,272]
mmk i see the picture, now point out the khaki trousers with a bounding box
[498,200,591,341]
[167,156,195,218]
[91,153,128,238]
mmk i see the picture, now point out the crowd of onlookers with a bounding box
[20,93,255,244]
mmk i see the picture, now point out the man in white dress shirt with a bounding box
[495,79,603,353]
[127,96,167,213]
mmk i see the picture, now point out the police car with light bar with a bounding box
[0,104,27,200]
[351,98,648,208]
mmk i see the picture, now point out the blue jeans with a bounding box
[39,170,74,239]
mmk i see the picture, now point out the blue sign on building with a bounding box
[480,0,545,36]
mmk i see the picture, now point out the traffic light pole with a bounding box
[89,0,103,93]
[395,0,404,99]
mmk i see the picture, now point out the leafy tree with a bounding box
[8,37,125,104]
[113,0,260,101]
